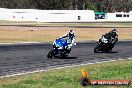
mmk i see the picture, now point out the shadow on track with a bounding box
[61,57,78,59]
[46,56,77,59]
[94,51,118,54]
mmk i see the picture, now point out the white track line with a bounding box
[128,58,132,60]
[0,58,132,78]
[0,42,43,45]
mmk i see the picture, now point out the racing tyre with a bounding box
[94,45,99,53]
[47,49,55,58]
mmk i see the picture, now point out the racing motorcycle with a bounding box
[94,35,118,53]
[47,38,76,58]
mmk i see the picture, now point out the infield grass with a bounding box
[0,59,132,88]
[0,22,132,43]
[0,26,132,43]
[1,21,132,27]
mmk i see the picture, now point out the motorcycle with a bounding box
[94,35,118,53]
[47,38,76,58]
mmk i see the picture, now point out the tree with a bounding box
[0,0,132,12]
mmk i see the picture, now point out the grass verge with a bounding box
[1,21,132,27]
[0,59,132,88]
[0,27,132,43]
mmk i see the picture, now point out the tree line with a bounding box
[0,0,132,12]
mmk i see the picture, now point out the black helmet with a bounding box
[68,29,74,37]
[112,29,117,32]
[69,29,74,34]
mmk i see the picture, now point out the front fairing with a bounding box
[53,38,68,49]
[101,37,108,43]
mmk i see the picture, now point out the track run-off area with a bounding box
[0,41,132,77]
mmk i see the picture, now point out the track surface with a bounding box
[1,25,132,28]
[0,41,132,77]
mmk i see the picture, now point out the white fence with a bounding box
[0,8,132,22]
[0,8,95,22]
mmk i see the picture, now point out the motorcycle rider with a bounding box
[60,29,76,48]
[109,29,118,38]
[48,29,76,58]
[94,29,118,53]
[101,28,118,43]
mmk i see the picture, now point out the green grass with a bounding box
[0,59,132,88]
[0,21,132,43]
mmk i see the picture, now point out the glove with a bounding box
[73,42,76,46]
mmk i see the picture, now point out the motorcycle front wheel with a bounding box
[47,49,56,58]
[94,45,100,53]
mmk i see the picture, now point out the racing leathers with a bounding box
[60,32,76,48]
[101,29,118,43]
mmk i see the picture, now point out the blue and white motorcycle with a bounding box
[47,38,76,58]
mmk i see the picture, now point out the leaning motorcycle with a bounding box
[94,36,118,53]
[47,38,76,58]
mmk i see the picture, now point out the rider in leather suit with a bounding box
[60,29,76,47]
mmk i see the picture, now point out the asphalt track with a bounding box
[1,25,132,28]
[0,41,132,77]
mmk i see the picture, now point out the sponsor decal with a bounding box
[80,68,131,86]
